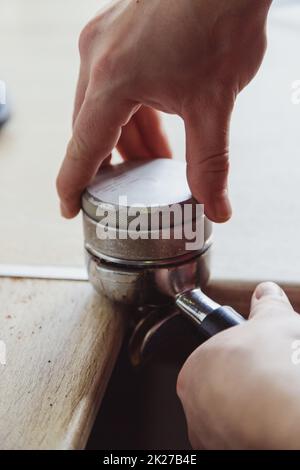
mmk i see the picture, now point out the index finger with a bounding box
[57,85,137,218]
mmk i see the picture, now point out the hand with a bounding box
[57,0,272,221]
[177,282,300,450]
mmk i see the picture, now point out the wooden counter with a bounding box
[0,277,125,450]
[0,274,299,450]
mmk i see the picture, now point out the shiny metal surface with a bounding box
[86,248,211,307]
[85,238,211,268]
[83,211,212,263]
[129,309,181,367]
[82,159,193,224]
[176,288,220,324]
[82,159,212,262]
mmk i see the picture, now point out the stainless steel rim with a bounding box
[85,236,213,268]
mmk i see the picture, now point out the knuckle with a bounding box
[205,152,230,173]
[253,297,292,316]
[78,19,99,57]
[210,80,236,104]
[78,20,117,82]
[188,152,229,175]
[68,135,91,165]
[90,52,117,84]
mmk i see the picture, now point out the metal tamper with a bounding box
[82,159,245,362]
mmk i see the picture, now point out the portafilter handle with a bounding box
[176,288,245,339]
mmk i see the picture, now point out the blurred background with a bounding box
[0,0,300,283]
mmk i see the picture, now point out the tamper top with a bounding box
[82,159,193,222]
[82,159,212,265]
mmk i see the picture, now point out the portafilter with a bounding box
[82,159,245,361]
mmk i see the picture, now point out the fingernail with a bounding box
[255,282,283,300]
[212,191,232,222]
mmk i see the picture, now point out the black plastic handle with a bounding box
[199,306,245,339]
[176,289,246,340]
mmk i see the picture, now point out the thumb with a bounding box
[249,282,295,320]
[184,94,234,223]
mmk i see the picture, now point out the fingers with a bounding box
[249,282,295,320]
[72,64,89,127]
[57,85,136,218]
[183,93,235,223]
[117,110,154,160]
[117,106,172,160]
[134,106,172,157]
